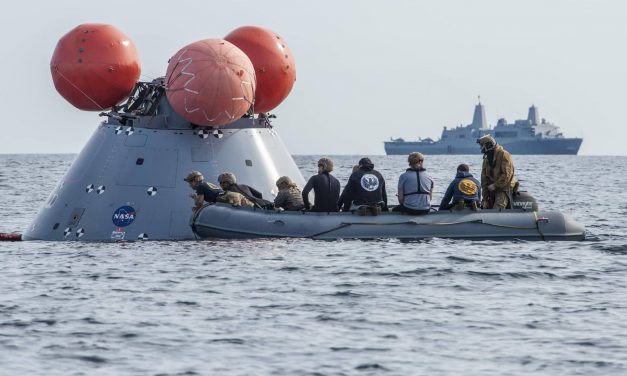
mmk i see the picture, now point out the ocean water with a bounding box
[0,154,626,376]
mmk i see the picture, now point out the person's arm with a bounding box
[439,181,453,208]
[338,175,354,210]
[494,153,515,190]
[274,191,286,208]
[475,178,482,202]
[480,160,489,201]
[302,177,313,210]
[338,187,347,210]
[190,185,207,211]
[397,175,405,205]
[193,194,205,211]
[429,180,434,200]
[248,186,264,199]
[380,175,388,207]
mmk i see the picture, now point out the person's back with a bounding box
[216,191,255,207]
[439,164,480,211]
[302,157,340,212]
[218,172,273,209]
[231,183,275,208]
[339,157,387,211]
[274,176,305,211]
[395,153,433,214]
[230,183,262,200]
[196,181,221,203]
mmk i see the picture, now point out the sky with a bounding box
[1,0,625,155]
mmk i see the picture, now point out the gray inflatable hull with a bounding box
[191,204,585,241]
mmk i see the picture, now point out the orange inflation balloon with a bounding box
[225,26,296,114]
[165,39,255,127]
[50,24,141,111]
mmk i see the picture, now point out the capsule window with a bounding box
[136,158,144,165]
[245,160,253,167]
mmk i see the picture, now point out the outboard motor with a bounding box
[512,191,539,211]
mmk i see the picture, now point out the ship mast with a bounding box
[527,104,540,125]
[471,95,486,129]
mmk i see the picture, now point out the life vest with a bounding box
[404,168,430,196]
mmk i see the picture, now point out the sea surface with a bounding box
[0,154,626,376]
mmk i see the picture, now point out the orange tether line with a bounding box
[53,67,105,111]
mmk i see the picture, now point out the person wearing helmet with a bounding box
[339,157,388,212]
[274,176,305,211]
[302,157,341,212]
[184,171,221,212]
[393,152,433,214]
[217,172,273,209]
[477,135,517,209]
[439,163,481,211]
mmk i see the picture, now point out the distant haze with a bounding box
[1,0,624,155]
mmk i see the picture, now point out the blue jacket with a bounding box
[439,171,481,208]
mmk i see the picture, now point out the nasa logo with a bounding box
[360,174,379,192]
[458,179,478,196]
[112,206,136,227]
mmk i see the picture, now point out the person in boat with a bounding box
[477,135,517,209]
[215,191,255,208]
[302,157,341,212]
[274,176,305,211]
[184,171,222,212]
[392,152,433,215]
[438,163,480,211]
[339,157,388,212]
[218,172,274,209]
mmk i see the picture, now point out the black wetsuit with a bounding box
[228,183,273,208]
[302,172,341,212]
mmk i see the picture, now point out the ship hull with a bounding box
[384,137,582,155]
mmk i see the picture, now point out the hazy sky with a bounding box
[1,0,625,155]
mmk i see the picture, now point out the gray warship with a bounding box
[384,102,582,155]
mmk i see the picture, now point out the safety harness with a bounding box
[404,168,429,196]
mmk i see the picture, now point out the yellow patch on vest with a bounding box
[458,179,478,195]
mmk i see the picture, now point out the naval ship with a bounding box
[384,102,582,155]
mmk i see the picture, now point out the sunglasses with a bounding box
[318,164,324,167]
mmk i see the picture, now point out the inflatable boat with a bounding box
[190,204,585,241]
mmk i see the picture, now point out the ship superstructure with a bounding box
[384,102,582,155]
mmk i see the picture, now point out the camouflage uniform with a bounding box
[481,144,517,209]
[274,187,305,211]
[216,191,254,207]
